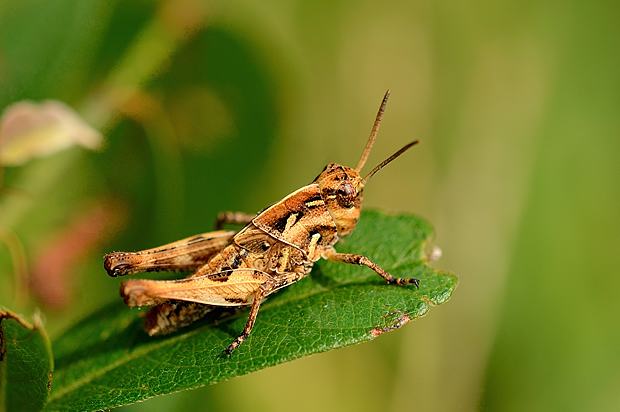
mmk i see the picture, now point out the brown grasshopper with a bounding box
[104,90,419,354]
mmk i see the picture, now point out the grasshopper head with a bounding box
[313,90,418,236]
[314,163,365,236]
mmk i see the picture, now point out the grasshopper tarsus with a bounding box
[224,336,245,356]
[390,277,420,288]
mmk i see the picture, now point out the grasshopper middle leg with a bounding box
[224,281,273,355]
[215,211,254,230]
[223,271,304,354]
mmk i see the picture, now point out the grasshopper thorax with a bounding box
[313,163,364,236]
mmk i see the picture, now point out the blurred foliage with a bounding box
[0,309,53,412]
[0,0,619,411]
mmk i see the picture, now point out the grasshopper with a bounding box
[104,90,419,354]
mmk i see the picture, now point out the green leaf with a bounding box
[0,309,54,412]
[45,210,457,411]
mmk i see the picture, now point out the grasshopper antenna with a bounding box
[364,140,419,181]
[356,89,391,172]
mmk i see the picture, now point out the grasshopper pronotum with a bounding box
[104,90,419,354]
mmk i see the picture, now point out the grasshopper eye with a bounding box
[336,183,356,208]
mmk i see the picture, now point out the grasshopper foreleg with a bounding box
[215,211,254,229]
[324,250,419,287]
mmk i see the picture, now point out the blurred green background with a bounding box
[0,0,618,411]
